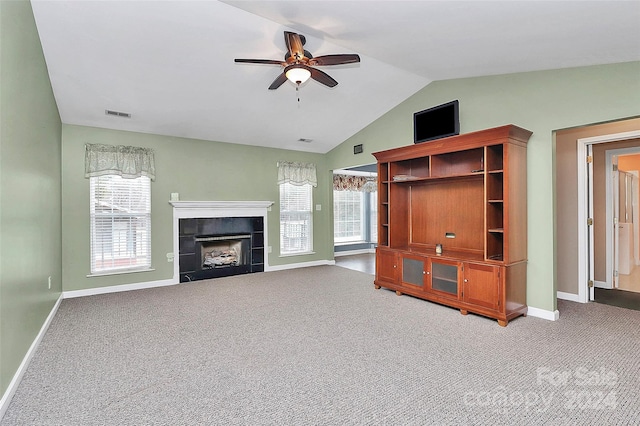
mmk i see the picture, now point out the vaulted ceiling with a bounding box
[31,1,640,153]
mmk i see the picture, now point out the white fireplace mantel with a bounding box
[170,200,273,217]
[170,200,273,281]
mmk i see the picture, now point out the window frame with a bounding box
[279,182,314,256]
[89,174,152,276]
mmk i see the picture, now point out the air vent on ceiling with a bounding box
[105,109,131,118]
[298,138,313,143]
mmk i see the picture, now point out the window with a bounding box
[280,182,312,255]
[90,175,151,274]
[334,190,364,243]
[333,190,378,244]
[370,191,378,243]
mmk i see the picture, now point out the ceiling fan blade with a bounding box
[284,31,306,61]
[309,54,361,66]
[306,65,338,88]
[268,72,288,90]
[235,59,285,65]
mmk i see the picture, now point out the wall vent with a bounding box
[297,138,313,143]
[105,109,131,118]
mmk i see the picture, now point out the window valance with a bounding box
[85,143,156,181]
[277,161,317,187]
[333,174,377,192]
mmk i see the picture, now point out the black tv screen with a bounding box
[413,100,460,143]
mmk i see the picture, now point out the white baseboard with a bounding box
[557,291,582,303]
[0,295,62,420]
[265,259,335,272]
[62,278,177,299]
[334,248,375,257]
[526,306,560,321]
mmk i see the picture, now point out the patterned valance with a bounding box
[85,143,155,181]
[277,161,317,187]
[333,174,377,192]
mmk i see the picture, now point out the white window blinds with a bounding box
[279,182,313,255]
[89,174,151,274]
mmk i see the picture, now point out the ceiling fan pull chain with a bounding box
[296,84,301,106]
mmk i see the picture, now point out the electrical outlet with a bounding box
[316,204,321,211]
[48,276,51,289]
[267,246,272,254]
[166,253,174,262]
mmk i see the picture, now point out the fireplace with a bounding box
[199,234,248,269]
[178,217,264,282]
[170,201,273,283]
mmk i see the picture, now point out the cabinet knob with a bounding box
[464,279,468,283]
[394,265,397,268]
[426,271,430,275]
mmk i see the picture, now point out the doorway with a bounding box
[332,164,378,256]
[577,131,640,309]
[608,151,640,293]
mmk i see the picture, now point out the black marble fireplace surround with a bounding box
[179,217,264,282]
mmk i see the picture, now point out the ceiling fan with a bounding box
[234,31,360,90]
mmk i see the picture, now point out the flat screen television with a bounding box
[413,100,460,143]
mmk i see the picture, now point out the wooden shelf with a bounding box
[391,172,484,184]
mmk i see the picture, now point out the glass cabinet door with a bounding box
[430,259,459,298]
[401,256,426,290]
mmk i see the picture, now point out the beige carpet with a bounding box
[2,266,639,425]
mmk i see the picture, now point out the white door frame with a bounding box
[577,130,640,303]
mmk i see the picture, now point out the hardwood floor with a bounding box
[618,264,640,293]
[334,253,375,275]
[594,287,640,311]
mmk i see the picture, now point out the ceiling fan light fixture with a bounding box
[285,65,311,85]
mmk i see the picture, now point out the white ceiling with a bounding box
[31,1,640,154]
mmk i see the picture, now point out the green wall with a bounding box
[327,61,640,313]
[0,0,62,396]
[61,125,331,291]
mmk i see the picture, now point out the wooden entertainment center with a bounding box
[372,125,531,326]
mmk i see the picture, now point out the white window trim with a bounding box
[279,182,314,256]
[87,268,155,278]
[89,174,152,275]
